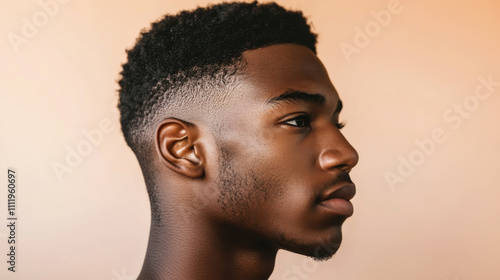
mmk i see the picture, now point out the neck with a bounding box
[137,208,278,280]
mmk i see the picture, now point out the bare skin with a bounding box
[137,44,359,280]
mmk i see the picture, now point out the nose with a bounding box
[318,128,359,173]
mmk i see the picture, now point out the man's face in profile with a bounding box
[119,3,359,278]
[204,43,359,260]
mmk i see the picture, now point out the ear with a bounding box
[155,118,204,178]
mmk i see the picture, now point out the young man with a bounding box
[118,1,359,279]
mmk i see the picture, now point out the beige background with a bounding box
[1,0,499,279]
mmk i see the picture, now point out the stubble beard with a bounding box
[215,145,339,262]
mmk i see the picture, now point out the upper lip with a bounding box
[318,183,356,202]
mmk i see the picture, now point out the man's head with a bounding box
[118,1,358,261]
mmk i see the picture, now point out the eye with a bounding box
[282,114,311,128]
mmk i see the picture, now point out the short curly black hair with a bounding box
[117,1,317,220]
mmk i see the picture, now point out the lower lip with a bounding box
[318,198,354,216]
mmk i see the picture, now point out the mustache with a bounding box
[320,171,353,191]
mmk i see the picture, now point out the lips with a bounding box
[317,184,356,216]
[321,184,356,201]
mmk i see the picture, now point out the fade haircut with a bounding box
[117,1,317,220]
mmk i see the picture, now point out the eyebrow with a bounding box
[266,89,325,106]
[266,89,343,114]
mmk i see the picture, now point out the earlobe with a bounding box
[155,119,204,178]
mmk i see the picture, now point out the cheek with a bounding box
[250,163,314,217]
[272,142,317,179]
[250,181,318,239]
[249,147,321,221]
[248,135,318,203]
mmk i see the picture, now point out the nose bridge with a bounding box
[317,125,359,172]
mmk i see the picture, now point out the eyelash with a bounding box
[282,114,345,129]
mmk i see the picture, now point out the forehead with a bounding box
[236,44,339,103]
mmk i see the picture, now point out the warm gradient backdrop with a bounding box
[1,0,499,279]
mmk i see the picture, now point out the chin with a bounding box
[285,239,341,261]
[276,226,343,261]
[305,234,342,261]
